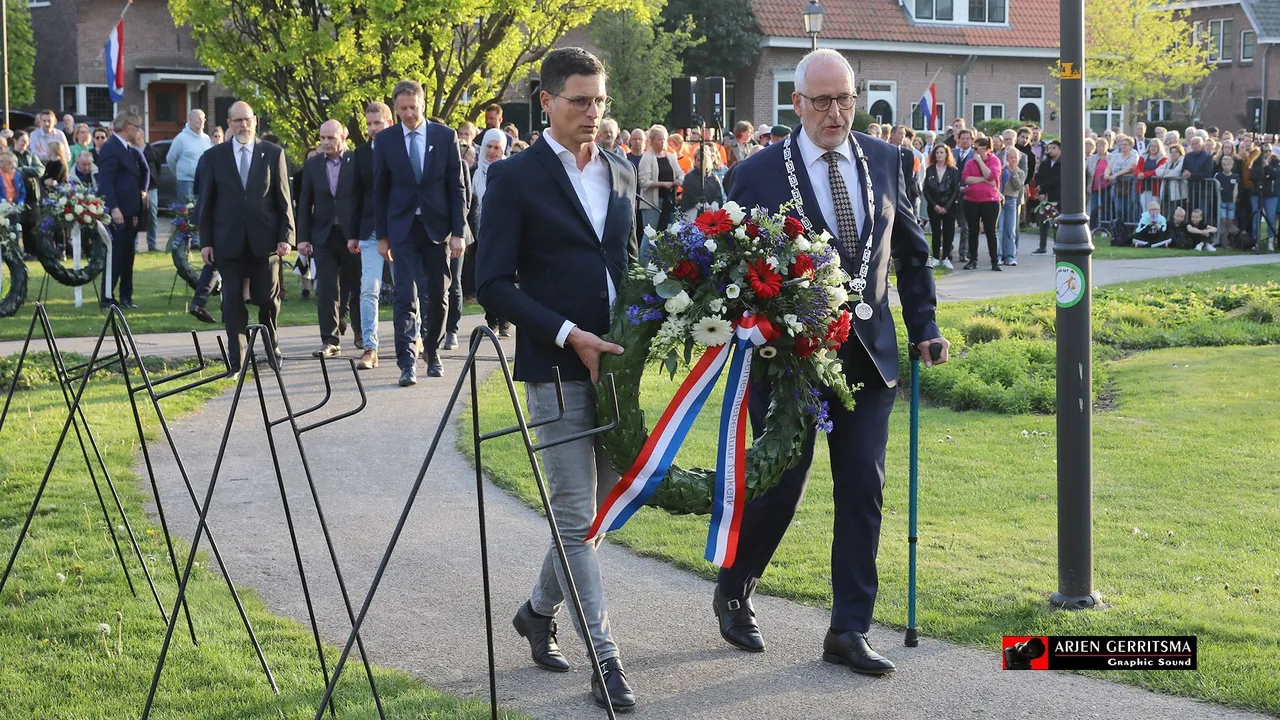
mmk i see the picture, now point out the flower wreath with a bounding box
[169,200,201,289]
[596,202,858,517]
[34,184,110,287]
[0,201,28,318]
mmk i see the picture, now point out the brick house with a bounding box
[1167,0,1280,134]
[26,0,234,140]
[732,0,1062,136]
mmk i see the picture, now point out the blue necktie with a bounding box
[409,130,422,183]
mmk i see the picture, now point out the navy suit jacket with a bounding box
[97,135,145,219]
[728,127,939,387]
[475,138,638,383]
[372,121,465,245]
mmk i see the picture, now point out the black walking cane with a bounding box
[905,342,941,648]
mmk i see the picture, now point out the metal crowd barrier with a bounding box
[1088,176,1225,246]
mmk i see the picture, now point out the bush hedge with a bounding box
[900,278,1280,414]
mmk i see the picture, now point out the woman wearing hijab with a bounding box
[472,128,510,336]
[679,143,725,221]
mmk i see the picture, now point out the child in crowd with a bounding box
[1215,155,1240,240]
[1169,207,1190,248]
[1132,201,1172,248]
[1186,208,1219,252]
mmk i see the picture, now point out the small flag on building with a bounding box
[917,82,938,131]
[105,18,126,103]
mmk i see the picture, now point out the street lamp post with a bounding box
[1050,0,1102,611]
[802,0,825,52]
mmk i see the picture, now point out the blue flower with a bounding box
[626,305,644,325]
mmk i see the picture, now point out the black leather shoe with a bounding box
[991,263,1003,272]
[511,601,570,672]
[442,332,458,350]
[427,354,444,377]
[822,629,896,676]
[399,367,418,387]
[189,306,216,324]
[590,657,636,712]
[713,587,765,652]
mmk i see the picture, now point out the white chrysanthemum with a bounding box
[703,238,717,253]
[708,298,724,314]
[722,201,746,224]
[692,317,734,346]
[644,224,658,238]
[665,290,693,314]
[725,284,741,299]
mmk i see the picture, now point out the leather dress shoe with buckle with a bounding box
[189,306,216,324]
[590,657,636,712]
[442,332,458,350]
[511,601,569,672]
[427,353,444,377]
[312,344,340,358]
[713,587,765,652]
[822,629,896,676]
[399,367,417,387]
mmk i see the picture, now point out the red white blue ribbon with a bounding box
[587,314,780,569]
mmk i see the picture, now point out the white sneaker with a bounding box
[928,256,938,268]
[1133,239,1150,247]
[1008,259,1018,266]
[942,258,954,270]
[1206,243,1217,252]
[1195,242,1204,251]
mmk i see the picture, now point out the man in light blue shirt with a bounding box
[166,109,213,202]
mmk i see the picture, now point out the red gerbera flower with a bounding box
[783,216,805,238]
[746,259,782,299]
[794,335,822,358]
[672,259,701,283]
[826,310,852,344]
[695,209,734,236]
[790,254,815,279]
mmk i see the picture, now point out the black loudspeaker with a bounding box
[670,76,698,129]
[703,76,726,130]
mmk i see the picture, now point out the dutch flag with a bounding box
[918,82,938,131]
[105,19,125,103]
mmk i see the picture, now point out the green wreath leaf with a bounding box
[34,221,109,287]
[0,222,28,318]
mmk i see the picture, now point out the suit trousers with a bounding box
[314,225,362,347]
[106,220,138,303]
[220,252,281,370]
[391,218,449,369]
[526,380,621,662]
[446,254,464,335]
[717,345,895,634]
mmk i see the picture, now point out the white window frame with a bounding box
[1147,100,1174,123]
[910,0,1007,26]
[1207,18,1233,63]
[1088,87,1125,134]
[773,70,796,125]
[965,0,1008,25]
[909,102,947,132]
[971,103,1005,124]
[912,0,955,22]
[28,1,52,8]
[1017,85,1045,125]
[865,80,898,126]
[60,84,112,116]
[1241,30,1256,64]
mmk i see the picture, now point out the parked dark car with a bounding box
[148,139,179,212]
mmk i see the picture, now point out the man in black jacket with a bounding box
[346,102,392,370]
[197,100,295,372]
[298,119,361,358]
[1033,140,1061,254]
[476,47,639,713]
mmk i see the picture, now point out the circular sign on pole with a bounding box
[1055,261,1085,308]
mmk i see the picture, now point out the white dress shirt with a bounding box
[541,129,615,348]
[403,122,427,214]
[796,129,866,245]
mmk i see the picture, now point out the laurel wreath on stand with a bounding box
[0,202,27,318]
[34,184,110,287]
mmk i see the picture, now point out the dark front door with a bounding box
[148,83,187,141]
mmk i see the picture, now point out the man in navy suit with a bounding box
[712,49,950,675]
[476,47,639,712]
[97,110,149,308]
[373,80,466,387]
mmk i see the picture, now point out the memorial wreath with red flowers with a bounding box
[594,201,859,550]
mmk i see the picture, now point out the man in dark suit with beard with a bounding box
[298,119,361,357]
[712,49,950,675]
[198,100,295,372]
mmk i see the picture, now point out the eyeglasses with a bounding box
[552,94,613,113]
[798,93,857,112]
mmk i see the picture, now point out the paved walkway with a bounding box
[5,255,1275,718]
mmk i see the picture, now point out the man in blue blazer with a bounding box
[712,49,950,675]
[373,80,466,386]
[476,48,639,712]
[97,110,149,308]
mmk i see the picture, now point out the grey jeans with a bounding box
[526,380,621,662]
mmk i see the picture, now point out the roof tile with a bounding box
[754,0,1061,49]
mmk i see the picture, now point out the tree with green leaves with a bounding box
[590,0,700,130]
[5,0,36,111]
[170,0,641,159]
[660,0,760,80]
[1079,0,1212,126]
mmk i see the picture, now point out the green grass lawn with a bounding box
[1092,244,1252,260]
[0,362,513,719]
[0,252,482,341]
[466,267,1280,715]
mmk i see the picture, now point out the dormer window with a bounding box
[968,0,1006,23]
[915,0,954,21]
[911,0,1007,25]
